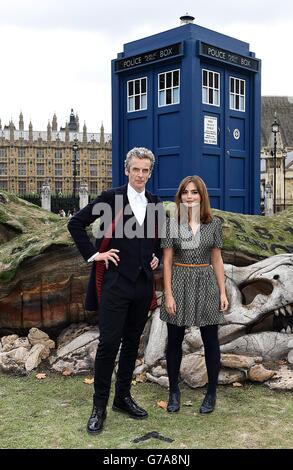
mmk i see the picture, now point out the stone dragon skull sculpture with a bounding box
[220,254,293,360]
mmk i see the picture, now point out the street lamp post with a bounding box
[271,113,280,214]
[72,140,79,200]
[282,148,287,210]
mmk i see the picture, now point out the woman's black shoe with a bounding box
[167,390,180,413]
[199,393,216,414]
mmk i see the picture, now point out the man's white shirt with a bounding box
[87,184,147,263]
[127,183,147,226]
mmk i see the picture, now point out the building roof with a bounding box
[287,151,293,169]
[60,109,79,132]
[0,129,111,144]
[0,110,111,145]
[262,96,293,149]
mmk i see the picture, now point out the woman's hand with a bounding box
[165,293,176,316]
[95,249,120,269]
[220,293,229,312]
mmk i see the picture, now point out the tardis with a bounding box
[111,16,261,214]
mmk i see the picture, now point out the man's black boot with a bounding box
[199,393,216,414]
[112,395,148,419]
[87,405,107,434]
[167,390,181,413]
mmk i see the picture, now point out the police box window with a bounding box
[230,77,245,111]
[158,69,180,107]
[202,69,220,106]
[127,77,147,112]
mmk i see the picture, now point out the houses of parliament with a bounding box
[0,110,112,196]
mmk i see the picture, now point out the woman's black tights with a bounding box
[166,323,220,395]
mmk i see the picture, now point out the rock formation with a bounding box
[1,192,293,390]
[1,191,293,329]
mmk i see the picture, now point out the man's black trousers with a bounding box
[93,269,153,408]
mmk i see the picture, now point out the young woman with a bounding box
[160,176,229,414]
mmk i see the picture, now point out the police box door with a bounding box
[201,65,250,213]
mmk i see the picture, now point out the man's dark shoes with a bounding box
[87,405,107,434]
[112,395,148,419]
[167,390,180,413]
[199,393,216,414]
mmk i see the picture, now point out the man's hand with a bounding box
[150,253,159,270]
[95,249,120,269]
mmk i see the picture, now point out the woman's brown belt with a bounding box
[174,263,209,267]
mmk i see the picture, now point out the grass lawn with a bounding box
[0,372,292,449]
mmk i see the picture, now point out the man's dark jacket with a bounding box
[68,184,162,310]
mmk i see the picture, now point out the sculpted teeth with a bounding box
[273,305,293,317]
[286,305,293,315]
[280,326,293,334]
[280,307,286,316]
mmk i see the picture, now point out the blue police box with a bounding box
[111,16,261,214]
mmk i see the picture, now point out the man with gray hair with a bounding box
[68,147,162,435]
[124,146,155,173]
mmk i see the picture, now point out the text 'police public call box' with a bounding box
[111,21,261,214]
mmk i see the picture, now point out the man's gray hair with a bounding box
[124,147,155,172]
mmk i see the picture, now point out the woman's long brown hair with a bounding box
[175,175,213,224]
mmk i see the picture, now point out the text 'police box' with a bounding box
[111,22,261,214]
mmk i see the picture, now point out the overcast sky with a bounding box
[0,0,292,133]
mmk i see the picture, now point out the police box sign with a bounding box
[199,42,259,72]
[115,43,183,71]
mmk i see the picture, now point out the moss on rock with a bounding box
[0,192,74,283]
[164,201,293,260]
[1,193,292,284]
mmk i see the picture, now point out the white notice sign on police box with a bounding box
[204,116,218,145]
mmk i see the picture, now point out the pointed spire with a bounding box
[83,121,87,143]
[29,121,33,142]
[68,108,78,131]
[52,113,57,132]
[47,120,52,141]
[0,119,2,130]
[9,120,14,142]
[19,111,24,131]
[76,113,80,132]
[100,122,105,145]
[65,122,69,142]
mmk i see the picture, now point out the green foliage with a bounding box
[164,202,293,259]
[0,192,72,283]
[1,193,293,284]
